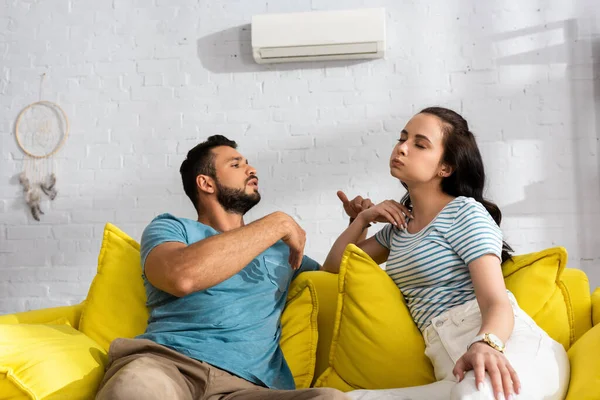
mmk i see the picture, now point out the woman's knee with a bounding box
[450,373,496,400]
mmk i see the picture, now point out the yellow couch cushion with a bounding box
[565,323,600,400]
[592,288,600,327]
[78,223,149,351]
[559,268,592,343]
[314,244,435,391]
[297,271,338,384]
[0,323,108,400]
[502,247,572,348]
[280,275,319,389]
[0,304,84,329]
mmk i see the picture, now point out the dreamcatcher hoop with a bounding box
[15,100,70,159]
[15,74,70,221]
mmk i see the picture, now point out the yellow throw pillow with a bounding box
[280,275,319,389]
[314,244,435,392]
[44,317,72,327]
[502,247,572,348]
[565,323,600,400]
[592,288,600,327]
[78,223,149,351]
[0,323,108,400]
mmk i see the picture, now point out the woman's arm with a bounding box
[446,200,520,398]
[469,254,514,342]
[322,198,411,273]
[453,254,520,399]
[321,218,390,273]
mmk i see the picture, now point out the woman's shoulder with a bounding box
[444,196,499,233]
[435,196,492,231]
[436,196,473,220]
[449,196,488,217]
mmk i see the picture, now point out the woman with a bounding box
[324,107,569,400]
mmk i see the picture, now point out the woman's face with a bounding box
[389,112,450,184]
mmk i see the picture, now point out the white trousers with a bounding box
[347,294,570,400]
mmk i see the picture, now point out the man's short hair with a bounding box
[180,135,238,211]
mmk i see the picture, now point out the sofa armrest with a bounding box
[0,303,85,329]
[566,322,600,399]
[592,288,600,326]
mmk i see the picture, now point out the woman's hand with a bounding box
[356,199,413,229]
[453,342,520,400]
[337,191,375,220]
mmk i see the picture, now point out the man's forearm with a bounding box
[173,212,290,293]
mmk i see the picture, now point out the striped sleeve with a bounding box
[374,223,394,249]
[443,200,503,265]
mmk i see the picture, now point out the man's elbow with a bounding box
[146,270,197,298]
[169,273,213,297]
[170,278,195,297]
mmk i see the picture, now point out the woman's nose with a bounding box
[397,142,408,156]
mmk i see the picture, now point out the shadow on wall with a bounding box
[493,18,600,286]
[493,20,579,66]
[595,39,600,187]
[195,24,368,74]
[591,20,600,287]
[590,16,600,195]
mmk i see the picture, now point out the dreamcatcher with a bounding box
[15,73,69,221]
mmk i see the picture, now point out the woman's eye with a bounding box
[233,164,239,168]
[416,144,426,149]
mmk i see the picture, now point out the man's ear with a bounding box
[197,175,215,194]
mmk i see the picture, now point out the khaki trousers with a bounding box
[95,338,348,400]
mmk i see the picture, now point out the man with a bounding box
[95,135,353,400]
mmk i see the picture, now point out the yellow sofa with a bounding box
[1,223,599,399]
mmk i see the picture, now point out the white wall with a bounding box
[1,0,599,313]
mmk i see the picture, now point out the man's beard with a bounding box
[215,178,261,215]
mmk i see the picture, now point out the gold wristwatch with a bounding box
[468,333,505,353]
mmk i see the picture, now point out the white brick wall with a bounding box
[1,0,599,313]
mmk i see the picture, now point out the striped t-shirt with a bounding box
[374,196,503,331]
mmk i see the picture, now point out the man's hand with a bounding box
[337,191,374,220]
[278,213,306,271]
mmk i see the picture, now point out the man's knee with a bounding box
[311,387,350,400]
[96,356,190,400]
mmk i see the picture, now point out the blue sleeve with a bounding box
[292,255,320,281]
[374,224,394,249]
[140,216,187,271]
[444,201,503,265]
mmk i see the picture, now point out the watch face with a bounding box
[487,334,504,348]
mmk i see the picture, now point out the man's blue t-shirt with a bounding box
[137,213,320,390]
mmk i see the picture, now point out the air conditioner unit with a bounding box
[251,8,386,64]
